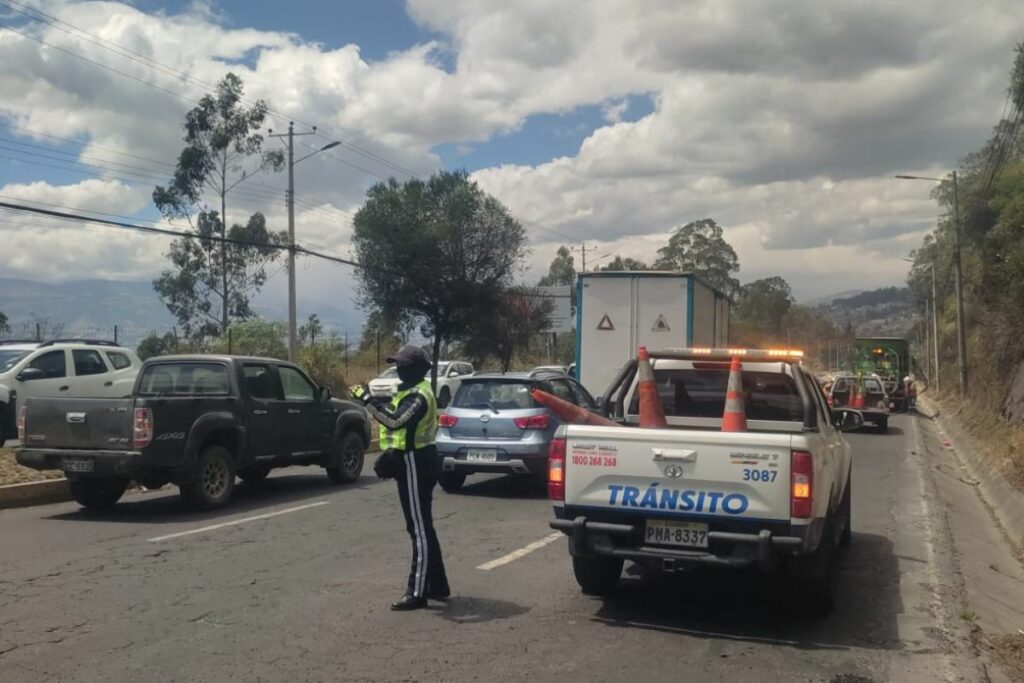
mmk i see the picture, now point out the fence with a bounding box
[0,324,171,350]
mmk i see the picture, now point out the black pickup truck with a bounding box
[16,355,371,510]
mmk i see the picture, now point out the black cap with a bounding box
[386,344,431,368]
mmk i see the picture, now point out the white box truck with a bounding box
[575,271,729,393]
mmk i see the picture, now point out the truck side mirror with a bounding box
[16,368,45,382]
[832,408,864,432]
[319,386,333,402]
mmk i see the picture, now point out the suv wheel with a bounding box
[438,471,466,493]
[327,431,364,484]
[69,478,127,510]
[572,556,623,596]
[181,446,236,509]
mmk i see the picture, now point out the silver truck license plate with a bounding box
[62,457,95,473]
[645,519,709,548]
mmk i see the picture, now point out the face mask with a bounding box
[398,364,426,385]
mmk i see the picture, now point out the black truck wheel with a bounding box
[838,480,852,550]
[327,431,364,484]
[572,556,623,596]
[181,446,236,509]
[876,417,888,434]
[438,471,466,493]
[69,478,127,510]
[789,519,839,617]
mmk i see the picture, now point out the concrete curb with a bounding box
[0,478,70,510]
[919,395,1024,553]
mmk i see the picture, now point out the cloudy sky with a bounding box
[1,0,1021,328]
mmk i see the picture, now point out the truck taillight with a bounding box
[548,437,566,501]
[17,406,26,443]
[133,407,153,449]
[514,414,550,430]
[791,450,813,518]
[438,413,458,428]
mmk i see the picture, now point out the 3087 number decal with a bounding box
[742,468,777,483]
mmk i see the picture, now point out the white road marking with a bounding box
[477,532,563,571]
[147,501,330,542]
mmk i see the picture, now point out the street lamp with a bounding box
[895,172,967,396]
[271,122,341,362]
[902,257,939,393]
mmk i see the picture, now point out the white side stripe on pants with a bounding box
[405,451,428,597]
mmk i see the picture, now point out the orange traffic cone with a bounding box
[851,381,866,409]
[721,356,747,432]
[637,346,668,429]
[531,389,618,427]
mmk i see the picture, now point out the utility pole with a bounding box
[269,123,339,363]
[571,243,599,273]
[931,265,940,394]
[951,171,967,396]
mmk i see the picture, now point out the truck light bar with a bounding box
[665,347,805,358]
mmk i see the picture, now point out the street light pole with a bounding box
[951,171,967,396]
[270,124,340,362]
[895,172,968,396]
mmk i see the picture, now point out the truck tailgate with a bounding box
[22,397,134,451]
[563,425,793,523]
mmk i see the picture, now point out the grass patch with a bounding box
[0,447,62,487]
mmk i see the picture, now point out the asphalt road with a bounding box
[0,414,1003,682]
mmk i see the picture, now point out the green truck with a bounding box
[850,337,910,411]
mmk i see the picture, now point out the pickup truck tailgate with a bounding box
[22,398,134,450]
[563,425,793,523]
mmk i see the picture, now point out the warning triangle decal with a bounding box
[652,314,671,332]
[597,313,615,331]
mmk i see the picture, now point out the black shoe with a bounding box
[427,585,451,601]
[391,594,428,611]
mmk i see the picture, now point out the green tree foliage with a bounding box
[599,256,649,271]
[358,308,405,355]
[538,245,576,286]
[153,73,285,337]
[735,276,794,336]
[300,333,350,393]
[212,318,287,358]
[299,313,323,346]
[137,332,178,360]
[462,288,553,372]
[654,219,740,298]
[352,170,527,387]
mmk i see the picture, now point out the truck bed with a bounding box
[21,397,134,451]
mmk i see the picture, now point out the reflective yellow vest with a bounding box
[379,380,438,452]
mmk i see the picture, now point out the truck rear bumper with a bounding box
[550,515,807,572]
[17,448,143,478]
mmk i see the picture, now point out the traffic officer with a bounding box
[352,345,450,611]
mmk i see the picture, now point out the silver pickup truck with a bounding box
[548,348,864,614]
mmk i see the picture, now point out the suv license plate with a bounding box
[62,457,95,473]
[645,519,709,548]
[465,449,498,462]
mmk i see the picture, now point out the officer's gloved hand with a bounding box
[350,384,372,405]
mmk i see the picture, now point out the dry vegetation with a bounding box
[0,447,61,486]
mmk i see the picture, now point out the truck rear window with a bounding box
[628,369,803,422]
[138,363,230,396]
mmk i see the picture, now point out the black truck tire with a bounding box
[790,518,839,617]
[69,478,127,510]
[876,417,888,434]
[180,445,236,509]
[572,556,623,596]
[438,471,466,493]
[838,479,852,550]
[327,431,364,484]
[0,402,7,446]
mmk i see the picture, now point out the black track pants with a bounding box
[396,447,448,598]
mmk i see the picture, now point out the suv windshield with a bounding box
[629,368,803,422]
[138,362,231,396]
[453,380,540,411]
[0,350,30,373]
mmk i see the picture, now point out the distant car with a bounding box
[828,374,890,432]
[0,339,141,446]
[435,370,599,492]
[367,360,474,408]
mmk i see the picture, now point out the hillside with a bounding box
[813,286,918,337]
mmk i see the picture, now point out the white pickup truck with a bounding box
[548,348,864,614]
